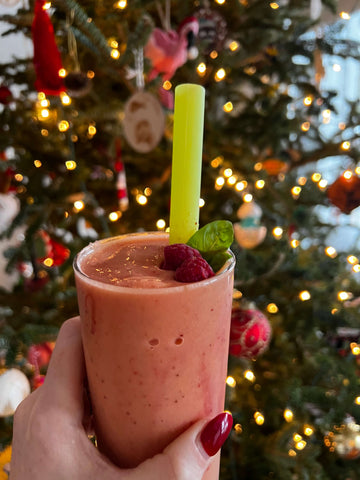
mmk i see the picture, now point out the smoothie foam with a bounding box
[74,232,234,478]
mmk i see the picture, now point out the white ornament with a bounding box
[234,223,267,249]
[0,369,31,417]
[237,201,263,220]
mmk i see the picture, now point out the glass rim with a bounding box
[73,232,235,294]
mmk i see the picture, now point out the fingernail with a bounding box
[200,412,233,457]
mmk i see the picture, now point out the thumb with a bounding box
[127,412,233,480]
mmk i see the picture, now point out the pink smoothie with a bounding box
[74,232,234,479]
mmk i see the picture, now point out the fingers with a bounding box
[125,412,233,480]
[42,316,85,420]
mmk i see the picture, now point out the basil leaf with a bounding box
[187,220,234,254]
[203,251,232,273]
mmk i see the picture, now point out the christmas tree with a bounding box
[1,0,360,478]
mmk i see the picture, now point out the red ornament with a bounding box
[327,172,360,214]
[32,0,65,95]
[229,306,271,358]
[32,374,45,389]
[28,342,54,372]
[0,85,12,105]
[114,138,128,211]
[144,16,199,81]
[37,230,70,267]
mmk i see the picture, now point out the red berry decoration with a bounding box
[229,306,271,358]
[327,172,360,215]
[174,256,214,283]
[0,85,12,105]
[161,243,202,270]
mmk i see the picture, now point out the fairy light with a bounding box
[38,92,46,100]
[341,141,351,151]
[325,246,337,258]
[338,291,351,301]
[295,440,307,450]
[255,180,265,189]
[215,68,226,82]
[34,160,42,168]
[60,93,71,106]
[227,175,237,186]
[350,343,360,355]
[254,162,263,171]
[14,174,23,182]
[291,239,300,248]
[235,181,247,191]
[215,176,225,189]
[322,109,331,119]
[40,108,50,119]
[298,176,307,185]
[111,48,120,59]
[65,160,77,170]
[115,0,127,8]
[88,124,97,135]
[293,433,302,442]
[347,255,358,264]
[43,1,51,9]
[87,70,95,79]
[144,187,152,196]
[156,219,166,230]
[301,122,310,132]
[303,96,313,106]
[229,41,240,51]
[299,290,311,301]
[163,80,172,90]
[270,2,279,9]
[58,120,70,132]
[196,62,206,76]
[223,102,233,113]
[284,409,294,422]
[288,449,297,457]
[109,38,118,48]
[355,166,360,175]
[226,376,236,388]
[210,50,218,59]
[343,170,353,180]
[333,64,341,72]
[71,134,78,142]
[234,424,243,434]
[40,99,49,107]
[211,156,223,168]
[58,68,67,78]
[74,200,85,211]
[215,0,225,4]
[355,396,360,405]
[243,193,253,203]
[304,425,314,436]
[254,412,265,425]
[136,194,147,205]
[43,257,54,267]
[41,129,48,136]
[311,172,321,182]
[244,370,255,382]
[109,211,121,222]
[267,303,278,314]
[272,226,283,239]
[318,179,328,189]
[353,264,360,273]
[291,186,301,198]
[223,168,233,177]
[340,11,351,19]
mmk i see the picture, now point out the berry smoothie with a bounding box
[74,232,234,479]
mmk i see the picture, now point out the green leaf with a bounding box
[187,220,234,271]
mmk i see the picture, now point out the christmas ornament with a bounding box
[234,201,267,249]
[36,230,70,267]
[27,342,54,374]
[325,417,360,460]
[114,139,128,211]
[123,91,165,153]
[262,158,289,176]
[32,0,65,95]
[63,71,92,98]
[327,171,360,214]
[0,85,12,105]
[32,374,45,390]
[229,306,272,358]
[194,6,227,55]
[144,16,199,81]
[0,369,31,417]
[77,217,98,240]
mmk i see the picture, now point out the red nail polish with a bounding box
[200,412,233,457]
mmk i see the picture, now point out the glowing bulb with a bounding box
[347,256,359,265]
[296,440,307,450]
[215,0,225,4]
[43,257,54,267]
[34,160,42,168]
[215,68,226,82]
[109,211,120,222]
[343,170,352,180]
[255,180,265,189]
[311,172,321,182]
[340,11,351,19]
[227,175,237,185]
[65,160,77,170]
[197,63,207,76]
[291,239,300,248]
[229,41,240,51]
[235,181,247,191]
[284,409,294,422]
[332,64,341,72]
[351,343,360,355]
[254,162,263,171]
[298,176,307,185]
[303,96,313,106]
[210,50,218,59]
[87,70,95,79]
[243,193,253,203]
[291,186,301,198]
[234,424,243,433]
[58,68,67,78]
[272,227,283,238]
[40,108,49,119]
[40,99,49,107]
[43,2,51,9]
[304,425,314,436]
[254,412,265,425]
[223,102,233,113]
[299,290,311,301]
[109,38,118,48]
[267,303,278,314]
[74,200,85,211]
[318,179,328,189]
[244,370,255,382]
[215,176,225,188]
[355,396,360,405]
[341,141,351,151]
[199,198,205,207]
[111,49,120,59]
[325,246,337,258]
[144,187,152,196]
[338,291,351,301]
[156,219,166,229]
[224,168,233,178]
[211,156,223,168]
[301,122,310,132]
[353,264,360,273]
[88,125,97,135]
[60,93,71,106]
[162,80,172,90]
[115,0,127,8]
[288,449,297,457]
[293,433,302,442]
[136,194,147,205]
[14,173,23,182]
[270,2,279,9]
[226,376,236,387]
[58,120,70,132]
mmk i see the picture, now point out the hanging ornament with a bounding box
[27,342,54,374]
[194,4,227,55]
[0,85,12,105]
[36,230,70,267]
[229,305,272,358]
[325,417,360,460]
[144,16,199,81]
[234,201,267,249]
[32,0,65,95]
[0,369,31,417]
[77,217,98,240]
[262,157,289,176]
[327,171,360,214]
[63,9,92,98]
[114,138,129,211]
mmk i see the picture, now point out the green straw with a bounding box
[169,84,205,244]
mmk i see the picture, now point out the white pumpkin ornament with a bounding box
[0,368,31,417]
[234,201,267,249]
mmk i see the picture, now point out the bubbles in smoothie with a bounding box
[174,336,184,346]
[148,338,159,347]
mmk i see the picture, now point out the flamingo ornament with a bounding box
[144,16,199,82]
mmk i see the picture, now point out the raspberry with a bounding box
[161,243,202,270]
[174,256,215,283]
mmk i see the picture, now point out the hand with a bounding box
[11,317,232,480]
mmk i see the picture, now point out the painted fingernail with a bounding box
[200,412,233,457]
